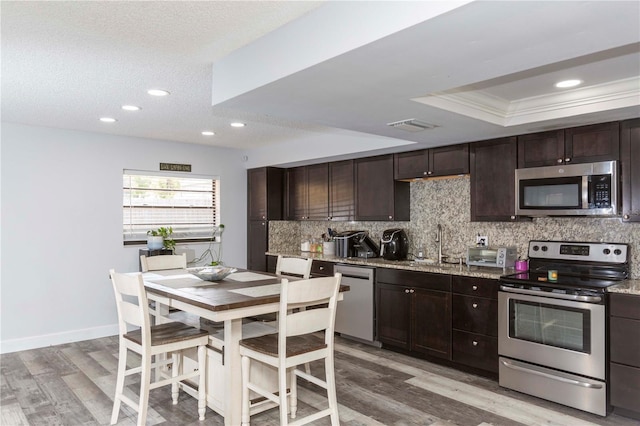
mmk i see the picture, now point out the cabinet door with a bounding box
[376,282,411,350]
[621,118,640,222]
[565,122,619,164]
[355,154,410,221]
[248,167,283,220]
[394,150,429,180]
[286,167,307,220]
[306,163,329,220]
[517,130,565,168]
[429,144,470,177]
[412,288,451,359]
[248,168,268,220]
[247,220,268,272]
[329,160,355,221]
[470,137,520,221]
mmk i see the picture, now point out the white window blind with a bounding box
[123,172,219,243]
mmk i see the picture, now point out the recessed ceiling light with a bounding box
[100,117,117,123]
[147,89,170,97]
[122,105,141,111]
[202,131,215,136]
[555,79,582,88]
[230,122,246,128]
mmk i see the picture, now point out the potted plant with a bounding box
[147,226,175,252]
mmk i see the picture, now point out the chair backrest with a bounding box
[275,255,313,279]
[110,269,151,347]
[140,253,187,272]
[278,273,342,345]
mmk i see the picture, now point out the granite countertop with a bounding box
[266,251,507,280]
[266,251,640,295]
[608,279,640,295]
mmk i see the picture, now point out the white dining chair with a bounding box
[239,273,342,426]
[109,269,208,426]
[140,253,187,272]
[275,255,313,279]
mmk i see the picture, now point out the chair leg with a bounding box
[279,364,289,426]
[171,352,180,404]
[241,355,250,426]
[138,352,152,426]
[110,344,127,425]
[197,345,206,421]
[325,356,340,426]
[289,367,297,419]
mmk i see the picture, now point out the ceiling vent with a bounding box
[387,119,437,132]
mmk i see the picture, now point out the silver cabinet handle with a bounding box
[472,285,478,291]
[501,359,602,389]
[405,289,410,294]
[472,341,478,346]
[557,158,563,163]
[510,215,516,220]
[624,214,630,220]
[409,289,415,293]
[565,158,571,162]
[472,303,478,308]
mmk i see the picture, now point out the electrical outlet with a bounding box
[477,235,488,247]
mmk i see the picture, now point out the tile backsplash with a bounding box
[269,176,640,278]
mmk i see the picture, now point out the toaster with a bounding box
[466,246,517,271]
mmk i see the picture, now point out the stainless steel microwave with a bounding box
[515,160,618,217]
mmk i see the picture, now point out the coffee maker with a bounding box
[380,228,409,261]
[334,230,379,258]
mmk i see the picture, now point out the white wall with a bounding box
[1,123,247,353]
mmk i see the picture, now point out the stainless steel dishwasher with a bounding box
[334,264,379,346]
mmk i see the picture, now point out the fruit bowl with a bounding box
[190,266,237,282]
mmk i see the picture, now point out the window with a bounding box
[123,171,219,244]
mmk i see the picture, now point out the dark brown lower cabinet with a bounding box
[376,268,451,360]
[610,293,640,420]
[451,276,499,373]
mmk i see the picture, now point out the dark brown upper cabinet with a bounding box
[328,160,355,221]
[248,167,283,221]
[621,118,640,222]
[394,144,470,180]
[286,163,329,220]
[518,122,620,168]
[355,154,410,221]
[470,136,522,222]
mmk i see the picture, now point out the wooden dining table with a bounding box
[141,267,347,426]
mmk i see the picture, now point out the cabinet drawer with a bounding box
[610,293,640,320]
[610,316,640,367]
[452,276,498,299]
[610,363,640,414]
[311,260,333,277]
[452,294,497,336]
[452,330,498,373]
[377,268,450,292]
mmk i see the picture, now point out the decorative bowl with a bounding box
[191,266,237,282]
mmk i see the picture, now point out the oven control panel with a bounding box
[528,240,628,263]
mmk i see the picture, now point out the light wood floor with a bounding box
[2,331,638,426]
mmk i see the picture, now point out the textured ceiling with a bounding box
[2,1,639,167]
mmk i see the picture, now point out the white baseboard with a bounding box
[0,324,120,354]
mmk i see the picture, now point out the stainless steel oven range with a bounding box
[499,240,629,416]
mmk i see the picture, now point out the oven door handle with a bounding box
[499,285,602,303]
[500,359,603,389]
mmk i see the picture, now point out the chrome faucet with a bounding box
[436,224,444,265]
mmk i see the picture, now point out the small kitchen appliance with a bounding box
[498,240,629,416]
[466,246,517,271]
[380,228,409,261]
[334,231,379,258]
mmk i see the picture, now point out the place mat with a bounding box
[229,283,281,298]
[146,274,212,288]
[226,272,275,282]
